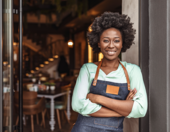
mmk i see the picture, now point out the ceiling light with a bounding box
[40,64,44,67]
[44,61,49,64]
[31,70,34,73]
[35,67,39,70]
[68,40,74,48]
[48,58,54,61]
[26,73,29,76]
[3,61,8,66]
[13,42,18,46]
[53,55,59,58]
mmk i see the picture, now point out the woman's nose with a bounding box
[108,41,115,48]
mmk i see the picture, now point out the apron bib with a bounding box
[72,59,130,132]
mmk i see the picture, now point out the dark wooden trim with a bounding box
[10,0,14,131]
[0,0,3,131]
[139,0,149,132]
[19,0,23,131]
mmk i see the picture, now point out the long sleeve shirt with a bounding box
[72,61,148,118]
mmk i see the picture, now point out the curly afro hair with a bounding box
[87,12,136,53]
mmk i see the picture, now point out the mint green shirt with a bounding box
[72,61,148,118]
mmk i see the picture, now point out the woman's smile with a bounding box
[105,50,117,56]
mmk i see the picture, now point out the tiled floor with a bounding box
[22,110,78,132]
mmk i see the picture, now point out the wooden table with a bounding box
[37,89,71,131]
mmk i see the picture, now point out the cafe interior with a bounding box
[3,0,122,132]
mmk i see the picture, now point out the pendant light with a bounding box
[3,61,8,66]
[53,55,59,58]
[26,73,29,77]
[68,40,74,48]
[48,58,54,61]
[44,61,49,64]
[40,64,44,67]
[68,29,74,48]
[31,70,34,74]
[35,67,39,70]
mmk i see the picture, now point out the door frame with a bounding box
[0,0,3,131]
[139,0,149,132]
[19,0,23,131]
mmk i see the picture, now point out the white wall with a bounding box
[122,0,139,65]
[122,0,139,132]
[38,59,59,79]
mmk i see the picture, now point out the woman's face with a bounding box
[98,28,123,61]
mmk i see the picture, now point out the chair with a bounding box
[26,83,34,91]
[14,91,46,132]
[63,76,76,89]
[45,83,71,129]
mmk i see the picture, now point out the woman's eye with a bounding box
[103,40,109,43]
[114,40,120,43]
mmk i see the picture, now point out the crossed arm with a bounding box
[87,88,137,117]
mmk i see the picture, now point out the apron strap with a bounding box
[118,60,131,91]
[92,61,102,86]
[92,59,131,91]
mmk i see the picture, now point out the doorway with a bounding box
[0,0,144,132]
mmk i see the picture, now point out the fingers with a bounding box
[86,93,98,103]
[86,93,93,99]
[126,88,137,100]
[130,88,137,98]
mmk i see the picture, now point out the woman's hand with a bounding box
[126,88,137,100]
[86,93,100,103]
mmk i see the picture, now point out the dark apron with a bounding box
[71,59,130,132]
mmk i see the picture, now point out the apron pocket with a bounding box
[94,117,124,128]
[106,85,120,95]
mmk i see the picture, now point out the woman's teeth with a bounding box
[107,51,116,55]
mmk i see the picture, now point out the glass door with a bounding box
[1,0,13,131]
[0,0,13,132]
[0,0,23,131]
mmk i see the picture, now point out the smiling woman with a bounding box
[98,28,123,61]
[87,12,136,54]
[71,12,147,132]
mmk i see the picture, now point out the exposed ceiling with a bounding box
[65,0,122,28]
[14,0,122,34]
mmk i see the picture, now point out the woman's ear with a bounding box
[98,43,100,48]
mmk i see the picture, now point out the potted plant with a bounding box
[44,82,50,90]
[50,82,56,91]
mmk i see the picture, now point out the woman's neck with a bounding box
[102,57,119,69]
